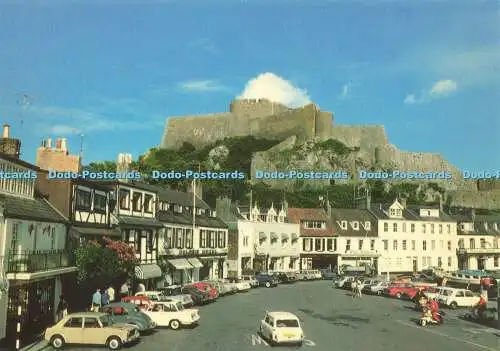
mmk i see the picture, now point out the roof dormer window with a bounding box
[341,221,347,230]
[484,223,488,230]
[352,221,359,230]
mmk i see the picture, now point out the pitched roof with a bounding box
[450,213,500,235]
[157,210,228,229]
[368,203,455,222]
[330,208,377,237]
[156,187,211,209]
[287,207,334,237]
[0,194,67,223]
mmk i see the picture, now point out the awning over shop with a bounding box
[271,232,279,240]
[259,232,266,240]
[187,258,203,268]
[291,233,299,241]
[134,264,162,280]
[167,258,192,270]
[281,233,289,241]
[119,216,164,228]
[70,226,121,237]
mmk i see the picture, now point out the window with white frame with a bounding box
[341,221,347,230]
[352,221,359,230]
[243,236,249,246]
[365,221,371,230]
[304,221,325,229]
[303,238,312,251]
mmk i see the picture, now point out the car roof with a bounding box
[104,302,137,308]
[267,311,299,319]
[66,312,107,318]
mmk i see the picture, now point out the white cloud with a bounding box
[238,72,311,108]
[30,105,158,135]
[404,79,458,105]
[403,94,417,104]
[178,80,226,92]
[338,82,358,100]
[430,79,457,95]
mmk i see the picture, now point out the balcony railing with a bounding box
[7,249,75,273]
[457,247,500,255]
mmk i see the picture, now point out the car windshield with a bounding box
[100,315,113,327]
[175,302,184,311]
[276,319,299,328]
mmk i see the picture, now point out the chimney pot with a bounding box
[56,138,62,149]
[60,138,67,151]
[2,124,10,138]
[47,138,52,148]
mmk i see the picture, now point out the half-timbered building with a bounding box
[101,180,164,290]
[157,187,228,284]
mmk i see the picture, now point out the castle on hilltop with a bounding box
[159,98,500,209]
[161,99,334,149]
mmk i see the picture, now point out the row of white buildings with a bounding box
[216,196,500,279]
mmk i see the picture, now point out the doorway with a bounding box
[477,257,485,270]
[412,258,418,273]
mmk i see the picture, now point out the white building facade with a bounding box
[0,154,75,348]
[158,188,228,285]
[236,204,301,275]
[453,211,500,271]
[371,199,458,274]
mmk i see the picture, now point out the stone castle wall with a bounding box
[161,99,331,149]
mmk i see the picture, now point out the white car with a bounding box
[369,281,389,295]
[240,275,259,288]
[424,287,454,300]
[334,276,353,288]
[135,291,181,304]
[143,301,200,330]
[438,288,481,309]
[259,311,304,346]
[160,285,194,306]
[230,279,251,292]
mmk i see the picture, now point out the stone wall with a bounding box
[161,99,329,149]
[447,190,500,209]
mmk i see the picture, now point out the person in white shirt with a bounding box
[120,282,129,300]
[138,282,146,292]
[107,286,115,302]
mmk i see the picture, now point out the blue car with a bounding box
[255,273,278,288]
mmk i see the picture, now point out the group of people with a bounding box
[351,278,363,298]
[91,286,116,312]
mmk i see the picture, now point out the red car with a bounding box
[383,284,423,299]
[187,282,219,300]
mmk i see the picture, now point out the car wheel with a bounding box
[449,302,458,309]
[107,336,122,350]
[170,319,181,330]
[50,335,65,349]
[265,282,271,288]
[395,293,402,299]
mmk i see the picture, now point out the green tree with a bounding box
[75,241,122,287]
[83,161,117,173]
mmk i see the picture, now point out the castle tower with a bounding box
[116,153,132,173]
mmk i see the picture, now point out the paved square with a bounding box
[47,281,500,351]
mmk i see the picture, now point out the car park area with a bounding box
[35,280,500,351]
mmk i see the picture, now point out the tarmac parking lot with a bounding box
[38,281,500,351]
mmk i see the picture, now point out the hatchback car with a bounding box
[259,311,304,346]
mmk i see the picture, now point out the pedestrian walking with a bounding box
[55,295,68,323]
[120,282,129,300]
[351,280,357,298]
[356,279,362,298]
[107,285,115,303]
[91,288,102,312]
[101,289,110,306]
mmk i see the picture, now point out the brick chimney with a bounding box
[2,124,9,138]
[55,138,62,149]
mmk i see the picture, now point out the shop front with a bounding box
[300,253,338,270]
[163,257,202,285]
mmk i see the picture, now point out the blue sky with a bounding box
[0,0,498,171]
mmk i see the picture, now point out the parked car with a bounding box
[181,285,212,305]
[259,311,304,346]
[160,285,194,306]
[202,280,231,296]
[296,271,307,280]
[424,287,454,300]
[438,288,481,309]
[358,279,379,291]
[367,281,390,295]
[101,302,155,332]
[121,296,152,311]
[275,272,295,284]
[44,312,139,350]
[334,276,353,288]
[383,284,422,299]
[229,278,252,291]
[240,275,259,288]
[255,273,278,288]
[135,291,179,303]
[143,301,200,330]
[320,269,338,280]
[188,282,219,300]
